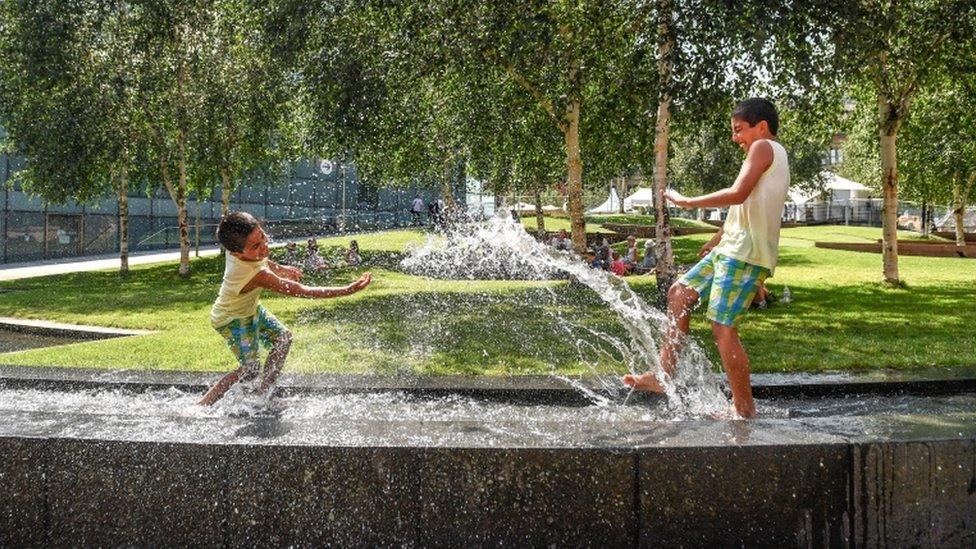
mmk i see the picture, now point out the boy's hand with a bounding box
[698,244,713,258]
[665,189,691,208]
[346,272,372,294]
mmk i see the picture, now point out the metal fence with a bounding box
[785,199,949,231]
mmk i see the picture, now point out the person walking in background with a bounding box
[410,195,425,226]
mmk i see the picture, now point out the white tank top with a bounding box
[210,254,267,328]
[714,139,790,273]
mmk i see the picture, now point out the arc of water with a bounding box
[401,212,728,417]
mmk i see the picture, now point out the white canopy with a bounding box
[789,171,870,205]
[826,174,868,192]
[587,187,623,214]
[935,209,976,231]
[586,187,654,214]
[626,187,654,207]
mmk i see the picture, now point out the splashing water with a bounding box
[400,212,729,417]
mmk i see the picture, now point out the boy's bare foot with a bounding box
[709,405,757,420]
[622,372,666,393]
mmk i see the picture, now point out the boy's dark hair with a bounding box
[732,98,778,135]
[217,211,259,253]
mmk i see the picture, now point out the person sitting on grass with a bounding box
[635,239,657,274]
[549,229,572,251]
[201,211,371,406]
[281,241,299,266]
[594,238,612,270]
[305,237,331,272]
[344,239,361,267]
[623,98,790,419]
[623,235,640,271]
[750,282,775,309]
[586,249,600,268]
[610,251,629,276]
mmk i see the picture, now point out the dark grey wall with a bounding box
[2,436,974,547]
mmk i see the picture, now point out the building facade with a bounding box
[1,128,460,264]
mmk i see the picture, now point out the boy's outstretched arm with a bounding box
[667,141,774,209]
[246,269,372,298]
[267,260,302,281]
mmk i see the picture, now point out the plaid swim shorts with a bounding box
[214,305,288,368]
[678,251,770,327]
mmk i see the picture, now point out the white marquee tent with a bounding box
[586,187,654,214]
[789,172,870,206]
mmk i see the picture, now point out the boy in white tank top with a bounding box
[200,211,372,406]
[623,98,790,418]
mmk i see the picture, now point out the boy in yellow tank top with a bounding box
[623,98,790,418]
[200,211,372,405]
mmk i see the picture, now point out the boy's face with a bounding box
[233,227,269,261]
[730,117,767,152]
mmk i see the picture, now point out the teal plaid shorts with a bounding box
[214,305,288,368]
[678,251,770,327]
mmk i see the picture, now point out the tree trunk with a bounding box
[878,97,901,284]
[170,61,191,278]
[220,167,232,218]
[194,194,201,257]
[160,149,190,278]
[616,177,627,214]
[564,97,586,254]
[533,189,546,237]
[441,155,457,209]
[953,172,976,246]
[176,133,190,277]
[652,0,676,304]
[117,170,129,276]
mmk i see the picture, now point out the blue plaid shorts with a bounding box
[678,251,769,327]
[214,305,288,368]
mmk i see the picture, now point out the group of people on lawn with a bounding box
[201,97,790,420]
[281,237,361,272]
[550,228,657,276]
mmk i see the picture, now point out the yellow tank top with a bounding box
[713,139,790,274]
[210,254,267,328]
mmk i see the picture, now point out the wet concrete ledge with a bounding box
[2,364,976,404]
[2,435,973,547]
[1,365,975,546]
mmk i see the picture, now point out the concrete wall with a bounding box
[2,436,973,547]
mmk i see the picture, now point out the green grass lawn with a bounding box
[0,225,973,375]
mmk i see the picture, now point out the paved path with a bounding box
[0,247,222,281]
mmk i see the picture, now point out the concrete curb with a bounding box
[1,364,974,403]
[0,317,153,339]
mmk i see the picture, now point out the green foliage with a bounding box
[0,0,119,203]
[841,68,976,206]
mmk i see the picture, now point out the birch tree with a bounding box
[837,1,976,283]
[0,0,148,275]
